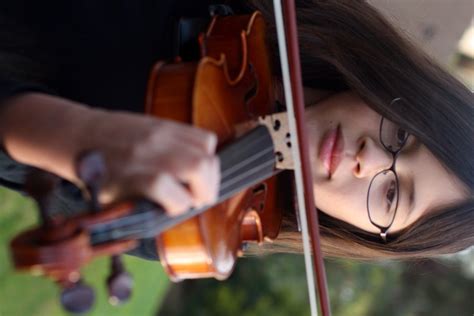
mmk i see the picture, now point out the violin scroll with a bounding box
[10,152,137,313]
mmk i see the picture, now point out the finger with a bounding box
[208,155,220,203]
[184,132,217,155]
[198,130,217,154]
[146,123,217,156]
[170,123,218,154]
[145,173,193,217]
[176,154,220,208]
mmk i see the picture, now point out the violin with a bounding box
[9,3,331,315]
[146,10,286,281]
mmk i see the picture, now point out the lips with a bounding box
[318,125,344,176]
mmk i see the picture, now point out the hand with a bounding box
[85,110,220,216]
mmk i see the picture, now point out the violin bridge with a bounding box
[258,112,294,170]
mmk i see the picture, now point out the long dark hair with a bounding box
[246,0,474,259]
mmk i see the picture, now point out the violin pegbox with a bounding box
[12,168,97,313]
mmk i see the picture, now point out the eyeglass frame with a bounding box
[366,112,410,242]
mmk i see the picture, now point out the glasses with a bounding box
[366,114,409,242]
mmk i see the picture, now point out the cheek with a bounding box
[313,183,355,216]
[313,180,378,233]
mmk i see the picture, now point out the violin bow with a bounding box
[272,1,331,315]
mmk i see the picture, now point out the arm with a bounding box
[0,93,220,215]
[0,93,100,181]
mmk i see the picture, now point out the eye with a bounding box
[396,128,408,146]
[386,180,397,210]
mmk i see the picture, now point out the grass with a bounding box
[0,187,170,316]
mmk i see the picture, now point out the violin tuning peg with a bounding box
[106,255,133,305]
[75,151,107,212]
[60,280,95,314]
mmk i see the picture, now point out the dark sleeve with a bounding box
[0,76,54,191]
[0,147,29,191]
[0,77,52,107]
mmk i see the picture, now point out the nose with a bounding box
[354,137,393,178]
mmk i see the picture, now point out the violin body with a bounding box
[146,11,282,280]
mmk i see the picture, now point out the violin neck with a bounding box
[218,125,277,196]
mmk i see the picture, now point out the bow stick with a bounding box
[272,1,331,315]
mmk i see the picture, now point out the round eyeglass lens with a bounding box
[368,170,399,228]
[380,118,408,152]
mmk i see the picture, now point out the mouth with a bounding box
[318,124,344,177]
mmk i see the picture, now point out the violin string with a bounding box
[220,146,272,179]
[220,127,273,178]
[219,158,275,193]
[219,148,274,189]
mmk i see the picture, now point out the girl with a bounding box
[0,0,472,261]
